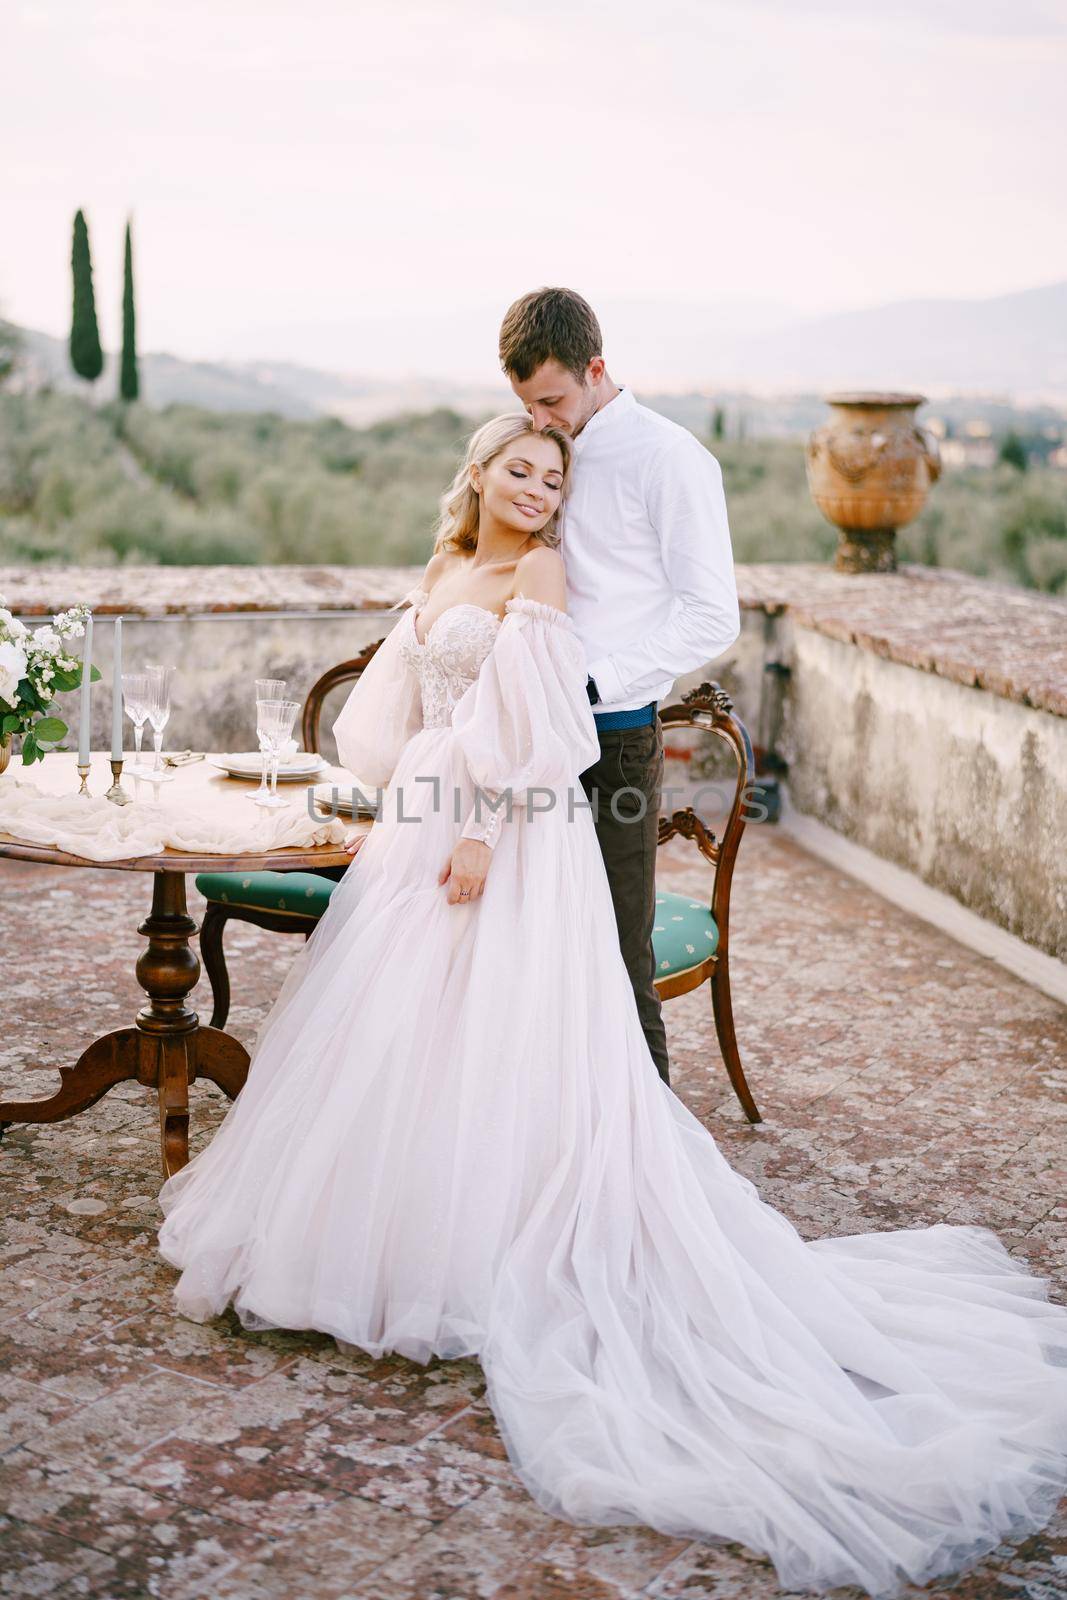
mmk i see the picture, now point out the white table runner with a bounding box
[0,759,349,861]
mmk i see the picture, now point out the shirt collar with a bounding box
[572,386,635,455]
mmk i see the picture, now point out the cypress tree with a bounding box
[998,431,1027,472]
[69,209,103,387]
[120,217,139,401]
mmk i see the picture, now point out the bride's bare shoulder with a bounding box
[512,545,567,611]
[418,548,466,594]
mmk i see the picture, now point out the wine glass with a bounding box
[144,664,175,781]
[254,699,300,809]
[121,672,151,774]
[247,678,287,802]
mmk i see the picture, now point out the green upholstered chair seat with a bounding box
[195,877,719,977]
[195,870,337,919]
[652,891,719,977]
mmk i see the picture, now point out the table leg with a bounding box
[0,870,251,1178]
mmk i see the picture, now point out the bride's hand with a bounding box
[439,838,491,905]
[345,829,369,856]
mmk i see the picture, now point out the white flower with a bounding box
[0,639,29,708]
[0,609,29,641]
[54,606,87,639]
[32,625,61,656]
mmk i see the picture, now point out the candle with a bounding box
[111,617,123,761]
[77,613,93,767]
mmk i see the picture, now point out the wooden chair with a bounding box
[654,680,761,1122]
[196,643,762,1122]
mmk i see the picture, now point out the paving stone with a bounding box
[209,1490,432,1598]
[81,1304,303,1391]
[0,1373,76,1449]
[126,1436,352,1535]
[0,823,1064,1597]
[0,1514,117,1599]
[0,1450,261,1595]
[349,1479,562,1600]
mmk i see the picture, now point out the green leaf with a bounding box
[33,717,67,742]
[1,714,19,737]
[69,663,103,688]
[20,732,38,764]
[15,678,45,713]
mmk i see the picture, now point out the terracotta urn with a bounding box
[805,392,941,573]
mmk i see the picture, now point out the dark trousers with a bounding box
[579,718,671,1085]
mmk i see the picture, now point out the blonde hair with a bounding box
[433,413,572,555]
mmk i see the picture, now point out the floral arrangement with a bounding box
[0,597,100,765]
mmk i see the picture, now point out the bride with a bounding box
[158,413,1067,1599]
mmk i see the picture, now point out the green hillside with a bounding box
[0,391,1064,593]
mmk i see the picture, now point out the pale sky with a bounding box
[3,0,1066,382]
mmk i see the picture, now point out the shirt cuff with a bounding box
[584,653,627,707]
[460,797,505,850]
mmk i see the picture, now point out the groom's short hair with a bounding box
[499,288,602,383]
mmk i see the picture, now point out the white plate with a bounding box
[310,781,379,818]
[210,752,325,782]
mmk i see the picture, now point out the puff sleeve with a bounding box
[331,585,425,788]
[451,596,601,849]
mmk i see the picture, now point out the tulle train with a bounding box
[158,612,1067,1599]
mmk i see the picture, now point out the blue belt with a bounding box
[593,701,657,731]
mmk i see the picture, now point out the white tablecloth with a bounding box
[0,773,348,862]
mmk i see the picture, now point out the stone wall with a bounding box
[782,626,1066,960]
[29,608,408,765]
[3,561,1064,959]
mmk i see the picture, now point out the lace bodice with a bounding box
[398,587,503,731]
[332,583,599,853]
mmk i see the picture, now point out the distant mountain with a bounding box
[5,279,1065,420]
[236,359,509,426]
[707,280,1067,399]
[218,283,1067,398]
[8,325,320,418]
[5,325,508,422]
[221,295,803,391]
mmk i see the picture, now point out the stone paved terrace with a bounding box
[3,561,1065,717]
[1,824,1065,1599]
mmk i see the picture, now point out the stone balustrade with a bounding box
[3,561,1064,960]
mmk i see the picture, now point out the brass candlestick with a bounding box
[105,757,132,806]
[75,762,92,796]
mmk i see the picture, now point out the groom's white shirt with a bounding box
[561,386,741,712]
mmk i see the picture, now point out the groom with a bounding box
[499,288,741,1087]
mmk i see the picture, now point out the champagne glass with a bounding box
[144,664,175,781]
[247,677,287,802]
[122,672,151,774]
[254,699,300,809]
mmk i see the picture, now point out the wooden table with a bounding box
[0,752,368,1176]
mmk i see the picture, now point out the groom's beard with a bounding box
[570,388,601,438]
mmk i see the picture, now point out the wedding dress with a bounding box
[157,589,1067,1598]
